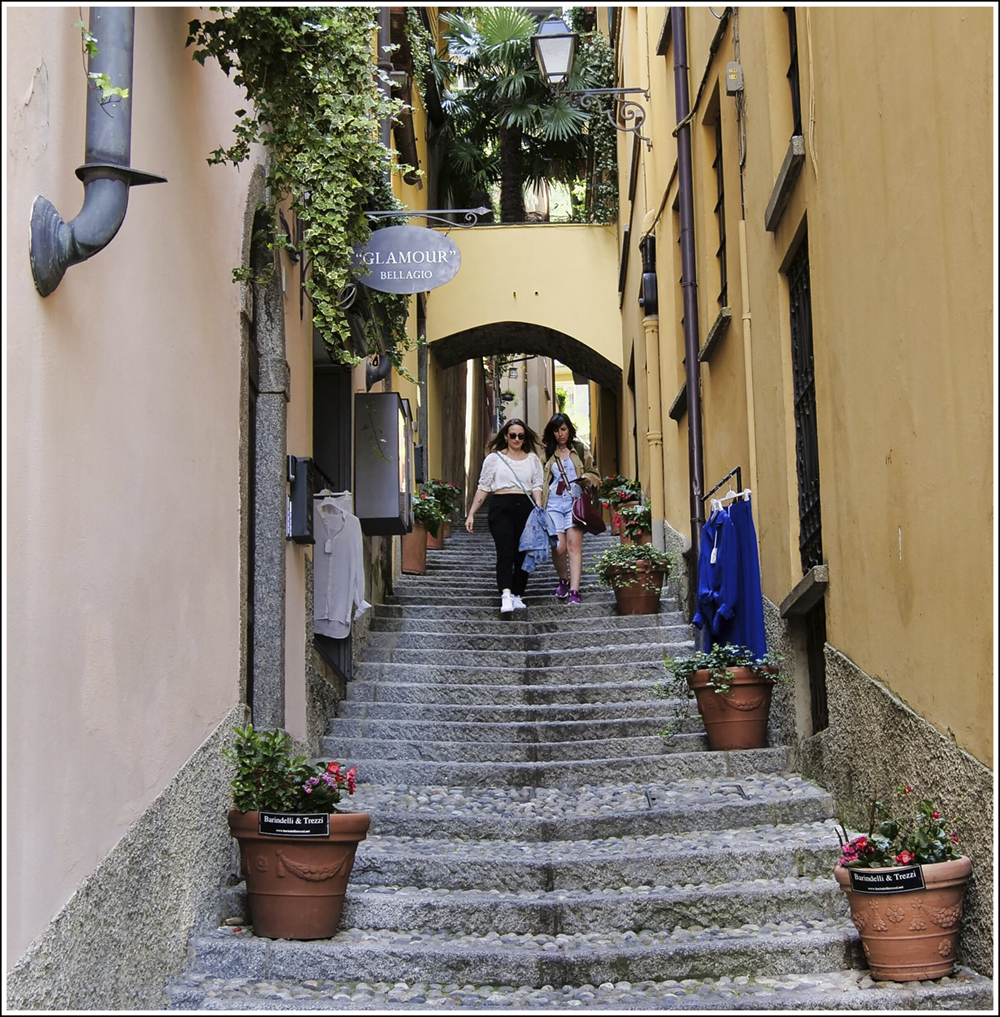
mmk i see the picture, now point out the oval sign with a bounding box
[352,225,461,294]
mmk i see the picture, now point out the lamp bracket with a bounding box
[365,207,491,229]
[565,88,653,151]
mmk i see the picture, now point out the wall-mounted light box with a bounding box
[354,393,414,535]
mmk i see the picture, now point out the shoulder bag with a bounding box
[556,456,606,535]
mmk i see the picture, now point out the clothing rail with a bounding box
[703,466,742,502]
[312,462,341,497]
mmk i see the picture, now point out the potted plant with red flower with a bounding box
[403,493,444,573]
[225,725,369,940]
[834,784,970,981]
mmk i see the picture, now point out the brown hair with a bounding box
[486,418,540,456]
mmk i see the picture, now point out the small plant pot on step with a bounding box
[834,857,972,981]
[687,667,775,750]
[426,526,444,551]
[401,523,427,575]
[228,809,370,940]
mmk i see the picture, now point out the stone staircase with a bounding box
[165,523,992,1009]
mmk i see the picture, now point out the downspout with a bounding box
[671,8,706,568]
[639,236,666,551]
[366,7,395,390]
[29,7,165,297]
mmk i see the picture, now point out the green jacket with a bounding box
[541,441,600,508]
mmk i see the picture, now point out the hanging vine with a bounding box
[566,9,618,225]
[187,6,413,367]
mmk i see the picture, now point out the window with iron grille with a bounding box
[786,236,823,573]
[712,114,728,308]
[783,7,803,137]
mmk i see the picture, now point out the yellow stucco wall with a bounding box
[423,224,623,372]
[618,6,993,766]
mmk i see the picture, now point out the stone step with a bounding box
[356,641,690,667]
[162,968,998,1011]
[340,875,846,935]
[180,920,864,987]
[326,732,707,762]
[335,698,684,724]
[352,774,834,840]
[384,591,620,608]
[346,747,789,791]
[363,623,691,651]
[371,601,673,622]
[367,612,687,634]
[351,821,844,891]
[345,676,664,702]
[325,713,701,744]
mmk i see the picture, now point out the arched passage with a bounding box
[431,321,621,391]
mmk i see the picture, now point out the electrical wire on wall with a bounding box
[732,7,748,218]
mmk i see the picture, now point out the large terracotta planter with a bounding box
[609,561,664,615]
[401,523,427,574]
[228,809,370,940]
[442,522,452,539]
[834,857,972,981]
[620,531,652,547]
[426,526,444,551]
[687,667,774,750]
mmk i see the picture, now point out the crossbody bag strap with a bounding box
[554,454,578,490]
[493,452,537,506]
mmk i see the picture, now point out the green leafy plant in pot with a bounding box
[594,543,674,615]
[617,501,652,544]
[224,725,369,940]
[833,784,970,981]
[658,643,784,751]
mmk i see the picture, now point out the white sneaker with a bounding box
[511,595,526,610]
[500,592,515,614]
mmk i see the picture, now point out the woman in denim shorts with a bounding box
[540,414,600,604]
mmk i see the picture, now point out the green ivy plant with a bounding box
[75,20,130,105]
[593,543,675,592]
[661,643,785,698]
[187,7,414,368]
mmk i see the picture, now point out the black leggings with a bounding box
[487,494,534,595]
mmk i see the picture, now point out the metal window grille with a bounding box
[713,115,728,308]
[787,237,823,573]
[784,7,803,137]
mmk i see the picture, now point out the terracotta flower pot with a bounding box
[442,522,452,539]
[620,531,652,546]
[609,561,664,615]
[426,526,444,551]
[228,809,370,940]
[610,499,639,535]
[687,667,774,750]
[401,523,427,574]
[834,857,972,981]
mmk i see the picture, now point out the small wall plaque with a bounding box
[258,812,330,837]
[847,865,926,894]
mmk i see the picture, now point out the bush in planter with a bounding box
[657,643,784,750]
[412,492,444,538]
[617,501,651,542]
[597,474,642,508]
[422,479,462,520]
[594,542,675,614]
[224,725,368,940]
[833,784,970,981]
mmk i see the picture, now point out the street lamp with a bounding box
[531,18,577,85]
[531,17,652,151]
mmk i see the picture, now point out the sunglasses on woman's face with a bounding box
[507,432,524,440]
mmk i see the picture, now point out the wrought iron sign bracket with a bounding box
[365,207,491,229]
[565,88,653,151]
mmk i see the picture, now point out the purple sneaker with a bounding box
[567,590,582,605]
[555,580,570,599]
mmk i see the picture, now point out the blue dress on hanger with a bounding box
[717,496,768,660]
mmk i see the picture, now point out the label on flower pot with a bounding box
[848,865,925,894]
[258,812,331,837]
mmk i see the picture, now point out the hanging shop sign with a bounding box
[352,225,461,294]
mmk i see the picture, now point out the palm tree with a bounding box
[439,7,597,223]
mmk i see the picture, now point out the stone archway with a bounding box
[431,321,621,391]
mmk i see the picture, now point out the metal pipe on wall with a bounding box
[671,7,706,560]
[29,7,165,297]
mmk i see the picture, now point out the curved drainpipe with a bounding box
[671,7,706,566]
[29,7,166,297]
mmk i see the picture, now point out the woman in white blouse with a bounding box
[465,418,544,615]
